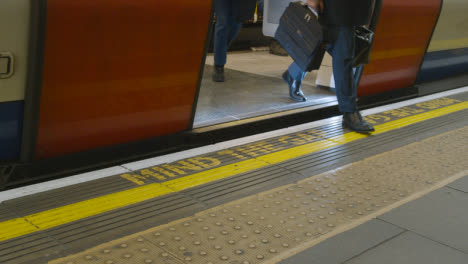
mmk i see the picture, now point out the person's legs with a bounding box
[214,0,231,67]
[288,62,307,82]
[283,62,307,102]
[213,0,242,82]
[328,25,374,133]
[227,0,242,47]
[328,26,357,113]
[227,21,242,47]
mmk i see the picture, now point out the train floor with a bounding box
[194,51,336,128]
[1,87,468,264]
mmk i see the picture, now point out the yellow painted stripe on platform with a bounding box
[0,101,467,242]
[0,218,39,241]
[165,140,340,191]
[165,159,270,191]
[256,139,338,164]
[0,184,173,240]
[373,101,468,134]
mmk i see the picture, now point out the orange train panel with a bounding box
[358,0,441,96]
[36,1,212,159]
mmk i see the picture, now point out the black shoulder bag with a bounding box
[353,26,374,67]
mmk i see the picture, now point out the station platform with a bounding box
[1,87,468,264]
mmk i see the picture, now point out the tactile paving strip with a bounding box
[51,126,468,264]
[56,235,184,264]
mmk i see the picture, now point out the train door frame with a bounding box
[414,0,444,86]
[190,0,384,130]
[20,0,47,164]
[0,0,46,186]
[188,0,217,130]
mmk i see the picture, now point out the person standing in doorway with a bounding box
[212,0,257,82]
[282,0,375,133]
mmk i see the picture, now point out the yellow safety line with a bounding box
[0,101,467,242]
[0,218,38,241]
[0,184,173,241]
[165,159,270,191]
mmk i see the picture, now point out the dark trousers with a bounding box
[288,25,357,113]
[214,0,242,66]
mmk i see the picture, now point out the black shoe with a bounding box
[212,65,225,82]
[343,111,375,133]
[270,40,288,56]
[282,70,307,102]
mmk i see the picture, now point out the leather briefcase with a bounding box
[275,1,327,72]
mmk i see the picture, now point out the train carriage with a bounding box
[0,0,467,189]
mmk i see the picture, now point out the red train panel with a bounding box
[35,0,443,160]
[36,0,212,159]
[358,0,441,96]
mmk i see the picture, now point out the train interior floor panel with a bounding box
[0,88,468,264]
[194,51,336,127]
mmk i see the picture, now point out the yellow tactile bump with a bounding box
[51,127,468,264]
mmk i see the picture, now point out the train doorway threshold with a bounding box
[193,50,337,128]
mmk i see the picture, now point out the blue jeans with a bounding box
[288,26,357,113]
[214,0,242,66]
